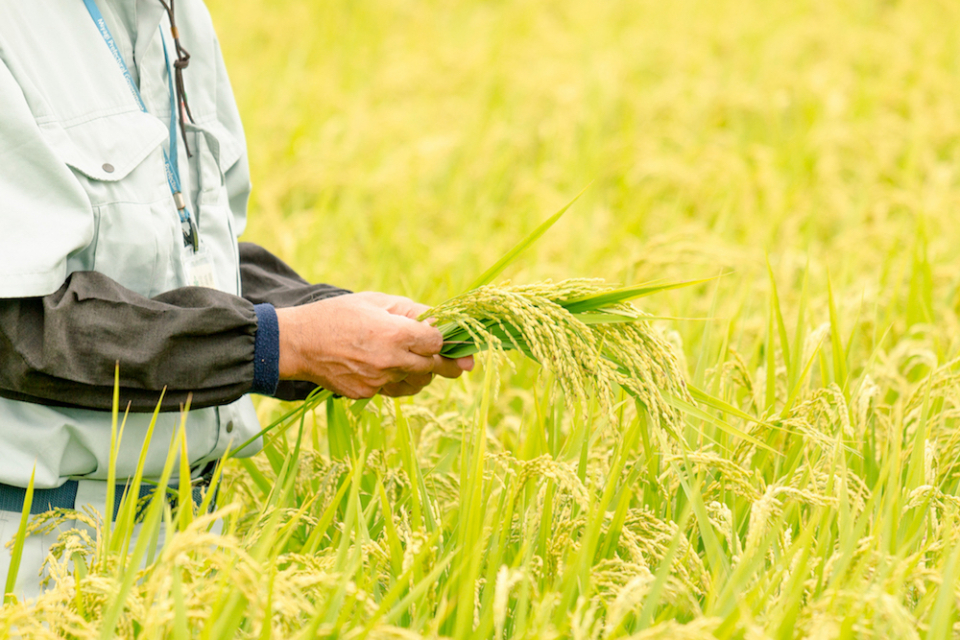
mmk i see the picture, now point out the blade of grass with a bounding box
[767,257,792,376]
[765,295,777,411]
[780,338,824,418]
[376,479,404,577]
[926,531,960,638]
[303,474,352,556]
[99,408,185,640]
[229,388,333,458]
[664,392,775,453]
[2,465,35,604]
[562,276,720,314]
[826,271,848,392]
[467,185,589,290]
[103,363,121,554]
[635,506,692,629]
[114,389,166,557]
[790,263,810,390]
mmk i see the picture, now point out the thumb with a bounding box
[405,320,444,356]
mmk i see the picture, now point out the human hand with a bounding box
[275,292,474,399]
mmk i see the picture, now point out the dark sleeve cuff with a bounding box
[239,242,351,308]
[252,303,280,396]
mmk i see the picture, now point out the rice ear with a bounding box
[426,278,697,437]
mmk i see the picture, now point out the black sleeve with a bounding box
[238,242,351,402]
[239,242,350,307]
[0,244,350,412]
[0,271,259,412]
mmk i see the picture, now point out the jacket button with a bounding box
[225,421,235,434]
[102,163,115,173]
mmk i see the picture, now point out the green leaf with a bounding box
[664,392,776,453]
[561,276,719,314]
[113,389,166,557]
[688,384,771,431]
[927,537,960,638]
[303,476,352,556]
[636,508,691,629]
[780,338,823,418]
[327,397,356,460]
[100,413,184,640]
[766,296,777,411]
[466,185,589,291]
[575,312,709,325]
[789,264,810,390]
[767,257,792,376]
[664,436,730,578]
[3,465,34,604]
[826,271,848,391]
[229,388,334,458]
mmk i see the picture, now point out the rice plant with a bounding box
[7,0,960,637]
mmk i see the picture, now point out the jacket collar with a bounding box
[133,0,167,75]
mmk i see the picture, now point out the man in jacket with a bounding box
[0,0,472,598]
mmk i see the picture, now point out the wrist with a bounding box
[275,305,303,380]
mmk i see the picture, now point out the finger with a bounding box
[392,350,437,375]
[399,302,432,320]
[383,296,432,320]
[402,320,444,357]
[403,372,433,388]
[338,383,380,400]
[379,380,424,397]
[432,355,468,379]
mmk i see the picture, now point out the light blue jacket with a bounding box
[0,0,262,487]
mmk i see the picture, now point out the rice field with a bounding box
[5,0,960,637]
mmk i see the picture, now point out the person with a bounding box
[0,0,473,599]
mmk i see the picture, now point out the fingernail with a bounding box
[458,357,475,371]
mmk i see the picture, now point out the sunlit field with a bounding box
[6,0,960,637]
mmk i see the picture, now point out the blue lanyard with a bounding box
[81,0,199,251]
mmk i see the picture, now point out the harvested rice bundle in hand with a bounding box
[426,278,693,434]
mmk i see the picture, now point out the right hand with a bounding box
[274,292,473,399]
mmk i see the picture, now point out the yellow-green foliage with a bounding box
[6,0,960,637]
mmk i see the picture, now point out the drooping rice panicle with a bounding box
[425,278,691,435]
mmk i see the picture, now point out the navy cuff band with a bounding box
[252,303,280,397]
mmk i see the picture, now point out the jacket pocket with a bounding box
[39,111,184,297]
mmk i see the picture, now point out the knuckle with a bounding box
[380,322,406,345]
[371,374,396,388]
[341,380,378,400]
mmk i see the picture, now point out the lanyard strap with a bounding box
[81,0,199,251]
[160,37,185,199]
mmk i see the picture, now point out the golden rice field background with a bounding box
[7,0,960,637]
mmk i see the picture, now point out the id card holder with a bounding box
[183,247,220,289]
